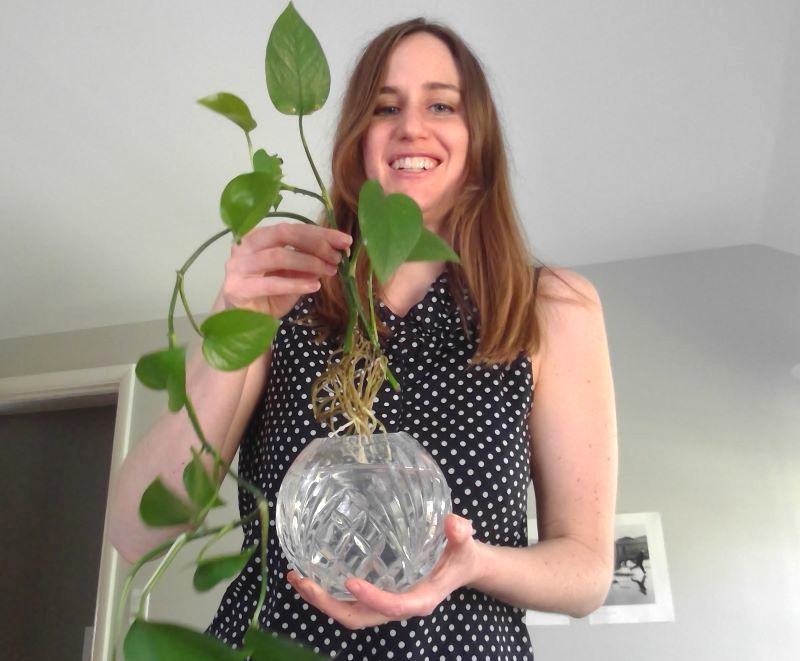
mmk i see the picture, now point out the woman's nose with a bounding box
[397,107,427,139]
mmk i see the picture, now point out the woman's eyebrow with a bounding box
[378,82,461,95]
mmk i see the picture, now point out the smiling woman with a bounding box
[109,9,616,661]
[199,16,616,661]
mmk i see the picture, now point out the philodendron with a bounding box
[118,3,458,659]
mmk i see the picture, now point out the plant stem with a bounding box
[385,365,400,391]
[295,114,388,381]
[183,396,263,503]
[298,114,336,230]
[137,532,189,616]
[177,273,202,336]
[343,241,374,335]
[161,225,264,499]
[280,183,325,205]
[342,278,357,353]
[245,131,253,164]
[112,511,258,659]
[251,500,270,629]
[167,229,232,348]
[366,266,378,346]
[196,519,237,563]
[347,241,362,278]
[265,211,317,225]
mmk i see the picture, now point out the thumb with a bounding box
[444,513,473,544]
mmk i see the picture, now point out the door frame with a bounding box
[0,364,137,660]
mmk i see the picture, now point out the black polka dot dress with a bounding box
[208,271,535,660]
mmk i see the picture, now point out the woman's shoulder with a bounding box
[530,267,605,372]
[535,266,601,308]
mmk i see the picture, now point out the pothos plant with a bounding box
[116,3,459,659]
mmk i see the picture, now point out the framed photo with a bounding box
[589,511,675,624]
[525,518,571,626]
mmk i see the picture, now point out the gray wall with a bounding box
[1,244,798,659]
[531,244,799,660]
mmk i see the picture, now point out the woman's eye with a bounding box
[375,105,399,116]
[430,103,453,114]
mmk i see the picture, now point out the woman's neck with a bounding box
[380,261,445,317]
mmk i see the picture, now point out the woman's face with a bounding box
[362,32,469,232]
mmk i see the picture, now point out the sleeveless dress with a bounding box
[208,270,535,661]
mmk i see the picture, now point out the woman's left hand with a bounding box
[286,513,481,630]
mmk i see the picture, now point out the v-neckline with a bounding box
[378,270,449,320]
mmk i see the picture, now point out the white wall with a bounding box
[2,0,797,339]
[762,2,800,255]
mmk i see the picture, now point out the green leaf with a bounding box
[183,449,224,511]
[252,149,284,182]
[197,92,257,133]
[193,546,256,592]
[201,309,279,371]
[139,477,195,527]
[245,625,326,661]
[220,171,282,241]
[265,3,330,115]
[135,347,187,412]
[358,180,423,284]
[124,619,250,661]
[406,227,461,264]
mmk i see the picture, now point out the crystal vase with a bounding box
[276,431,452,600]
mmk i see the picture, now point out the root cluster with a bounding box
[311,327,388,436]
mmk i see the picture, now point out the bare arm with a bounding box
[468,268,618,616]
[108,291,271,564]
[108,223,352,564]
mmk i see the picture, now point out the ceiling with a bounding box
[1,0,798,340]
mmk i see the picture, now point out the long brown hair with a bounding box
[306,19,543,366]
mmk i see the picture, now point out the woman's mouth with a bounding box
[389,156,439,172]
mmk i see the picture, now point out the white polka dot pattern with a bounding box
[207,271,535,660]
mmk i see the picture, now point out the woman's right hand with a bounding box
[223,222,352,318]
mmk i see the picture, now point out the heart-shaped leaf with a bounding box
[252,148,284,193]
[135,347,187,412]
[197,92,257,133]
[139,477,195,527]
[193,546,256,592]
[201,309,279,371]
[245,625,326,660]
[265,3,330,115]
[358,180,422,284]
[220,172,282,241]
[405,227,461,264]
[183,449,224,511]
[124,619,250,661]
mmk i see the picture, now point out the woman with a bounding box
[110,18,617,661]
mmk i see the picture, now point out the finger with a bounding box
[444,513,474,544]
[345,578,438,620]
[232,246,340,278]
[242,223,351,263]
[287,572,385,629]
[231,274,322,301]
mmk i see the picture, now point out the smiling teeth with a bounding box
[390,157,437,171]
